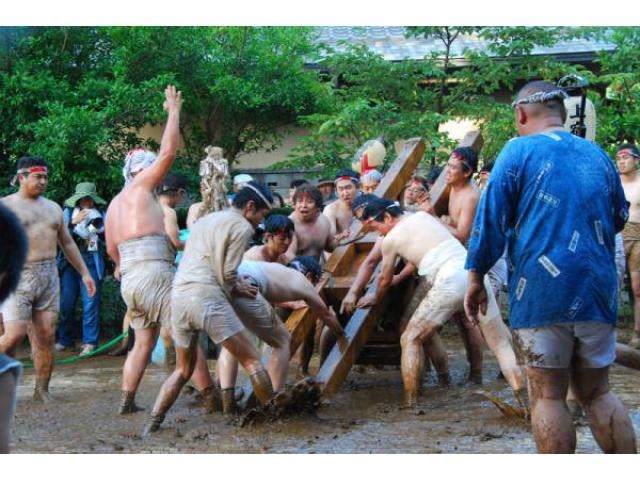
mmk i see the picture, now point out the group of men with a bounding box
[0,80,638,454]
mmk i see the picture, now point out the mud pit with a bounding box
[10,333,640,454]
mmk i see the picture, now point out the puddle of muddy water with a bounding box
[8,334,640,454]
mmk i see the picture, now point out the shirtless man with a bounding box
[216,257,347,413]
[105,85,182,414]
[157,172,188,252]
[143,183,279,433]
[244,214,294,264]
[341,194,450,387]
[439,147,487,384]
[617,143,640,348]
[323,169,361,242]
[1,156,96,401]
[287,183,337,374]
[287,183,337,259]
[359,197,525,408]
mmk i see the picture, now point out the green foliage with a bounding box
[0,26,324,204]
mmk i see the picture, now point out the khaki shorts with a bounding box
[1,260,59,323]
[120,260,174,330]
[171,283,245,348]
[232,294,284,346]
[513,322,616,369]
[623,222,640,272]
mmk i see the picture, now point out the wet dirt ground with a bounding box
[9,330,640,454]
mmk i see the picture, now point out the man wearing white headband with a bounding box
[105,85,183,415]
[466,80,636,453]
[616,143,640,349]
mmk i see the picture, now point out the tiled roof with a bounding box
[316,27,616,62]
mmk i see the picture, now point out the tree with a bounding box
[0,26,326,203]
[280,27,634,175]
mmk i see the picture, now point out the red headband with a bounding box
[617,149,640,159]
[335,175,358,184]
[18,166,48,175]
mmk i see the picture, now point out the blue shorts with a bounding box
[513,322,616,369]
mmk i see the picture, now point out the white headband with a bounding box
[244,183,271,208]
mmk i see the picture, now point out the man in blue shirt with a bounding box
[465,80,636,453]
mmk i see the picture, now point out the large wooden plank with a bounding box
[374,138,426,201]
[315,276,383,395]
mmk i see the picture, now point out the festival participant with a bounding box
[286,179,310,207]
[617,143,640,348]
[341,194,450,387]
[157,172,188,252]
[143,182,279,433]
[465,80,636,453]
[244,214,295,264]
[216,257,347,413]
[0,202,28,453]
[360,169,383,194]
[0,156,96,401]
[360,197,525,408]
[287,183,337,260]
[323,169,361,242]
[399,175,429,213]
[286,183,338,374]
[105,85,182,414]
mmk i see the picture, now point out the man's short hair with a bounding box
[406,175,428,191]
[0,203,28,302]
[264,214,295,236]
[16,156,47,170]
[287,256,322,284]
[452,147,479,173]
[292,183,323,209]
[616,143,640,159]
[232,181,273,210]
[157,172,188,194]
[361,197,403,222]
[513,80,568,122]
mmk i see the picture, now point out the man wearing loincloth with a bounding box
[105,85,182,414]
[144,183,280,433]
[359,197,525,409]
[617,143,640,348]
[1,157,96,402]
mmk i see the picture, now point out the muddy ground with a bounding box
[9,328,640,454]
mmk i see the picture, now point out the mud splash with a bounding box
[9,334,640,454]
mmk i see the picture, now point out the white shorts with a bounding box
[513,322,616,369]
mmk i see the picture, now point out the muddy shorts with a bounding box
[412,239,499,328]
[231,294,283,345]
[623,221,640,272]
[1,259,59,323]
[513,322,615,369]
[171,283,245,348]
[118,235,175,330]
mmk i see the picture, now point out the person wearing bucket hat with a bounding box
[616,143,640,349]
[1,156,96,402]
[55,182,108,356]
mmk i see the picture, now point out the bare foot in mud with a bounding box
[33,389,52,402]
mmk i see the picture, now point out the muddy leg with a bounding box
[423,332,450,387]
[455,313,484,384]
[400,320,438,408]
[109,311,130,356]
[299,329,314,376]
[31,310,57,402]
[526,366,575,453]
[143,339,198,434]
[479,315,526,392]
[261,321,290,393]
[571,366,637,453]
[249,369,275,406]
[120,326,159,414]
[222,330,273,404]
